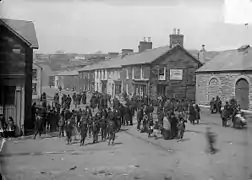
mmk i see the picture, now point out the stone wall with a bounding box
[196,72,252,109]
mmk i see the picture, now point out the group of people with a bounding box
[132,96,201,141]
[210,96,222,114]
[90,92,111,111]
[33,91,138,145]
[221,98,246,128]
[0,115,16,138]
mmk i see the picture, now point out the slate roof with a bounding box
[0,18,39,49]
[78,45,201,72]
[56,70,79,76]
[196,46,252,72]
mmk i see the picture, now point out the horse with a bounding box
[107,120,116,145]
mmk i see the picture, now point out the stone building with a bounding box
[76,29,202,100]
[32,62,43,100]
[54,70,79,91]
[0,18,39,134]
[121,30,202,100]
[79,69,95,92]
[196,45,252,110]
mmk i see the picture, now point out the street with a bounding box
[1,110,252,180]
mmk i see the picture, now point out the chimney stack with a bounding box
[108,52,119,59]
[173,28,176,34]
[198,44,206,64]
[138,37,152,53]
[169,28,184,48]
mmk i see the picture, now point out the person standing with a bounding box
[162,113,171,140]
[79,117,88,146]
[34,111,43,139]
[58,114,65,137]
[137,107,143,131]
[205,127,217,154]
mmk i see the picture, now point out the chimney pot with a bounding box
[173,28,176,34]
[169,29,184,48]
[177,29,180,35]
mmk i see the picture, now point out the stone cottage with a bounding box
[121,29,202,100]
[196,45,252,110]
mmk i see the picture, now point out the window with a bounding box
[87,73,90,79]
[126,84,129,94]
[103,70,105,79]
[132,67,135,79]
[140,66,143,79]
[32,69,37,80]
[32,83,37,95]
[126,68,129,79]
[0,86,16,105]
[158,67,166,80]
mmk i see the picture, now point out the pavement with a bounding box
[1,110,252,180]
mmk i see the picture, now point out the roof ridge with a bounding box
[0,18,33,23]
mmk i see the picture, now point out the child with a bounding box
[153,120,160,139]
[177,117,186,141]
[58,115,65,137]
[65,119,73,145]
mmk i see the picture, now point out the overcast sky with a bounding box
[1,0,252,53]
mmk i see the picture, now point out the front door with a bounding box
[235,78,249,110]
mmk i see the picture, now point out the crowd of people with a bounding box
[134,97,201,141]
[210,96,246,128]
[32,91,135,146]
[0,116,16,139]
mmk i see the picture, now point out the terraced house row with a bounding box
[78,29,203,101]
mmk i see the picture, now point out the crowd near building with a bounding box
[1,17,252,136]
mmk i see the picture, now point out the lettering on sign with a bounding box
[170,69,183,80]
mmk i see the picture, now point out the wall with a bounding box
[79,71,95,92]
[196,72,252,109]
[107,68,122,97]
[40,64,53,86]
[58,75,79,91]
[32,64,42,100]
[0,26,31,135]
[150,48,199,100]
[122,47,200,100]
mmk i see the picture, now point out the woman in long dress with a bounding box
[162,113,171,140]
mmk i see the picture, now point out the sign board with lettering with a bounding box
[170,69,183,80]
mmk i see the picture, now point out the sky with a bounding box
[1,0,252,53]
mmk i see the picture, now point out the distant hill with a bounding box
[34,53,109,71]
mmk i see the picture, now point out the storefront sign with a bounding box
[170,69,183,80]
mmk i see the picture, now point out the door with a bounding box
[208,78,219,103]
[235,78,249,110]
